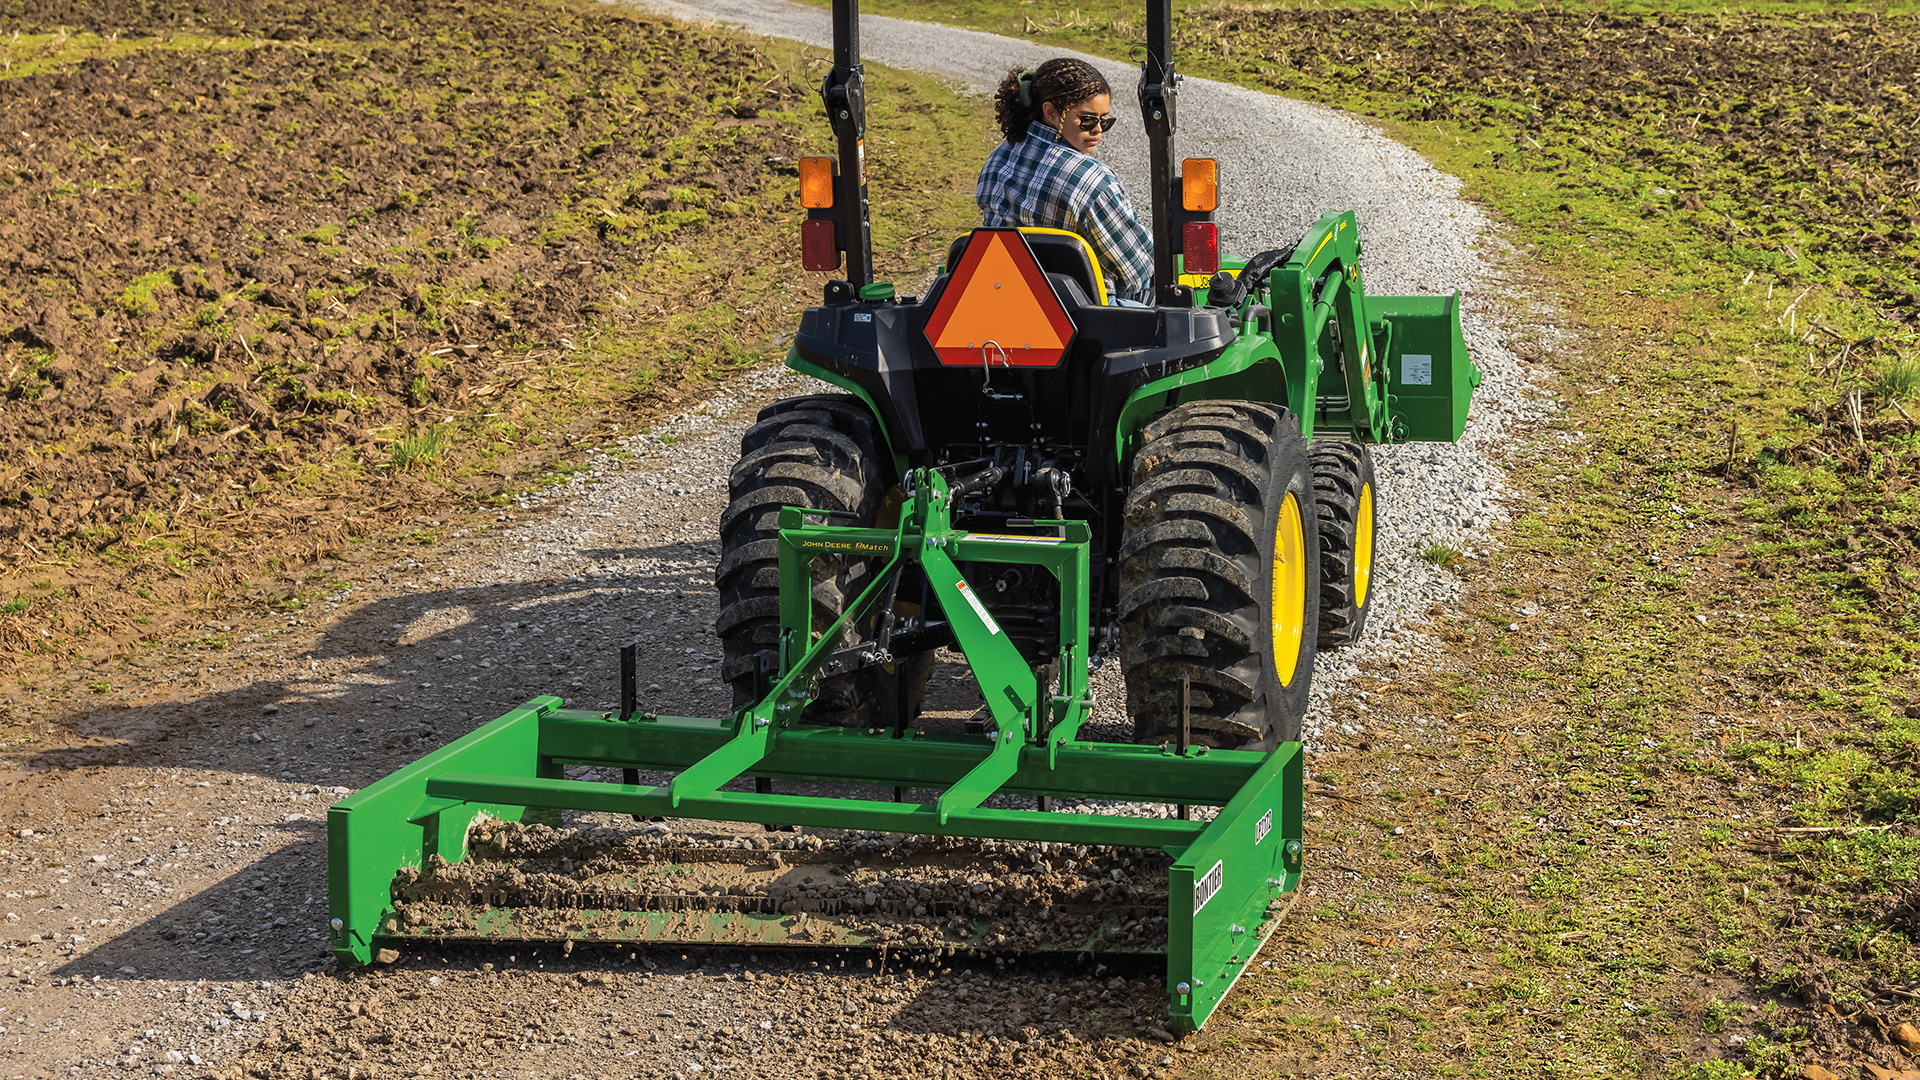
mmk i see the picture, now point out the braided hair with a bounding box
[992,58,1110,143]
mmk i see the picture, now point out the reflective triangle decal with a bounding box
[923,229,1077,368]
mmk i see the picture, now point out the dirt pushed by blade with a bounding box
[385,819,1174,954]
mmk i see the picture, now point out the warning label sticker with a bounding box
[953,579,1002,636]
[1401,353,1433,386]
[965,532,1062,546]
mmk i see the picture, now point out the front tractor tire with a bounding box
[714,394,923,727]
[1310,441,1378,648]
[1118,401,1321,751]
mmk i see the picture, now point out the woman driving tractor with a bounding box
[977,58,1153,305]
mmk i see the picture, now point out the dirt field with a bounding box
[0,0,980,679]
[1,0,800,543]
[0,0,807,686]
[1197,5,1920,324]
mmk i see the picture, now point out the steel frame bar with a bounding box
[535,715,1261,801]
[425,772,1210,847]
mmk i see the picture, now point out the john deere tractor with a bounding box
[716,0,1478,752]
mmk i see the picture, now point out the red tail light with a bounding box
[1182,222,1219,276]
[801,219,839,271]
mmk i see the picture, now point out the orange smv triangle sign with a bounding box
[924,229,1077,368]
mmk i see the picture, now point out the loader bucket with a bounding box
[1374,291,1481,442]
[328,469,1303,1033]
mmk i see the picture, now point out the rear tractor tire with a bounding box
[1117,401,1321,751]
[714,394,928,727]
[1310,441,1378,648]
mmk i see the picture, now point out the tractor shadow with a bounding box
[46,822,330,984]
[13,542,1143,989]
[13,544,719,985]
[18,542,724,781]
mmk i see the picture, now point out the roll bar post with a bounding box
[825,0,874,287]
[1140,0,1182,303]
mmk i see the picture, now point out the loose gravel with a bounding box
[0,3,1568,1076]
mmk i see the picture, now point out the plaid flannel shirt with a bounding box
[975,121,1154,305]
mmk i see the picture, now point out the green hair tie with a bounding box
[1016,66,1038,109]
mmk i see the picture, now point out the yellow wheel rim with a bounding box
[1271,491,1307,688]
[1353,481,1374,610]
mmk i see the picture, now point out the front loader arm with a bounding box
[1262,211,1392,444]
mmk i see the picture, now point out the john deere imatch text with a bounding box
[328,0,1479,1032]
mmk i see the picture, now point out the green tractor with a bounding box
[719,0,1478,752]
[326,0,1477,1032]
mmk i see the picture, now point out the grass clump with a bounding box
[117,270,176,317]
[1875,358,1920,402]
[389,427,446,472]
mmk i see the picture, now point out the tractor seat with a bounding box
[945,227,1109,306]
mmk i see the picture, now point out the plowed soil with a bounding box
[0,0,816,665]
[1192,5,1920,321]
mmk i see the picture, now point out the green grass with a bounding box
[1877,359,1920,402]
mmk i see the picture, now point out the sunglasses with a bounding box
[1071,112,1117,133]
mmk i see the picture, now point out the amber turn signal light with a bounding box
[799,156,836,209]
[1181,158,1218,212]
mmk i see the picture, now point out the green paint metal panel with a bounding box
[424,772,1205,847]
[327,696,562,964]
[1112,333,1290,473]
[1165,743,1304,1032]
[1372,291,1481,442]
[535,717,1265,804]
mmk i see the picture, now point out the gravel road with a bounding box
[0,3,1561,1077]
